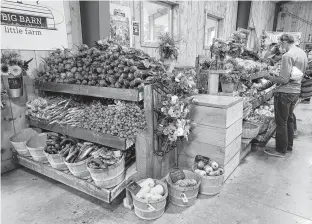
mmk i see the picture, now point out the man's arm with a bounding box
[268,54,293,84]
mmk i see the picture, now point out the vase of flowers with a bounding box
[1,52,32,98]
[157,32,179,73]
[220,72,240,93]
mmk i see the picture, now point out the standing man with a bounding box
[264,34,308,157]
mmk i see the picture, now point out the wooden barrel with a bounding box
[192,166,224,195]
[26,133,48,162]
[131,179,168,220]
[166,170,201,207]
[10,128,41,157]
[64,158,90,179]
[87,155,125,188]
[44,151,68,171]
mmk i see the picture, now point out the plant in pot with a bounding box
[219,72,240,93]
[157,32,179,72]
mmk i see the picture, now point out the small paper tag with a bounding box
[194,155,210,165]
[126,180,141,196]
[147,204,156,212]
[181,193,188,203]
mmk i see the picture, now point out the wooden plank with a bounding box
[240,142,251,162]
[14,154,111,202]
[251,86,275,109]
[224,149,240,181]
[35,81,143,102]
[190,118,242,148]
[1,158,19,174]
[69,1,83,50]
[178,134,242,166]
[110,162,138,201]
[192,94,243,109]
[27,117,127,150]
[253,121,276,147]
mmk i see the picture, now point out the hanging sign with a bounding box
[0,0,68,50]
[132,21,139,36]
[110,3,132,47]
[264,31,302,46]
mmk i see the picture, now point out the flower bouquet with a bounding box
[1,52,32,98]
[157,32,179,72]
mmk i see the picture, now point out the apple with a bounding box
[197,161,205,169]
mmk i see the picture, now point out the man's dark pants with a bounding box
[274,93,299,153]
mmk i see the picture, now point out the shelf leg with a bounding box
[123,189,134,210]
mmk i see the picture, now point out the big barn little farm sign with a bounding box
[1,0,68,50]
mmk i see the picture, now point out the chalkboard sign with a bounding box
[8,77,22,89]
[194,155,210,165]
[169,168,185,183]
[126,180,141,196]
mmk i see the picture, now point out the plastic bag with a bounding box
[290,66,303,81]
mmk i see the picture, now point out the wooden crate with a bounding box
[178,134,242,167]
[191,95,243,129]
[190,118,242,148]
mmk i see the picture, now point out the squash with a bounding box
[136,185,151,199]
[150,184,164,196]
[204,165,213,174]
[139,178,155,188]
[194,169,206,177]
[209,161,219,170]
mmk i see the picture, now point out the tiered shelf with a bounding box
[35,81,144,102]
[27,116,127,150]
[13,154,137,203]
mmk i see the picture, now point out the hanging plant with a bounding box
[210,38,228,70]
[157,32,179,60]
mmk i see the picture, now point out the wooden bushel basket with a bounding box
[166,170,201,207]
[87,155,125,188]
[44,150,68,171]
[131,179,168,220]
[26,133,48,162]
[192,165,224,196]
[10,128,41,157]
[242,122,260,139]
[64,158,91,180]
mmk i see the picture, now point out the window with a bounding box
[140,1,173,47]
[204,12,223,50]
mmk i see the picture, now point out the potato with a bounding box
[204,165,213,174]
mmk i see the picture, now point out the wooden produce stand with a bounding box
[14,82,175,204]
[178,94,243,181]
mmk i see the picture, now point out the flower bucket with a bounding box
[2,75,23,98]
[221,82,235,93]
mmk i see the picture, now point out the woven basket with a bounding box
[242,122,260,139]
[10,128,42,156]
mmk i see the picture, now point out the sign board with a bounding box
[110,3,132,47]
[132,21,139,36]
[1,0,68,50]
[264,31,302,46]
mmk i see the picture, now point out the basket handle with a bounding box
[181,193,188,203]
[147,203,156,212]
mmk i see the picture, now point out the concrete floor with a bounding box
[2,102,312,224]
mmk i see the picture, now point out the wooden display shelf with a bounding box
[27,117,127,150]
[250,85,276,109]
[252,120,276,147]
[13,154,137,203]
[35,81,144,102]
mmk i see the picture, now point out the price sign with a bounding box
[126,180,141,196]
[8,77,22,89]
[194,155,210,165]
[169,168,185,183]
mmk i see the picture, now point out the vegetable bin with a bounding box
[26,133,48,162]
[10,128,42,157]
[131,179,168,220]
[166,170,201,207]
[87,155,125,188]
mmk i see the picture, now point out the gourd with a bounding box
[150,184,164,195]
[139,178,155,188]
[209,161,219,170]
[194,169,206,177]
[136,185,152,198]
[204,165,213,174]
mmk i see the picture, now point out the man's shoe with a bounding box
[264,148,286,157]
